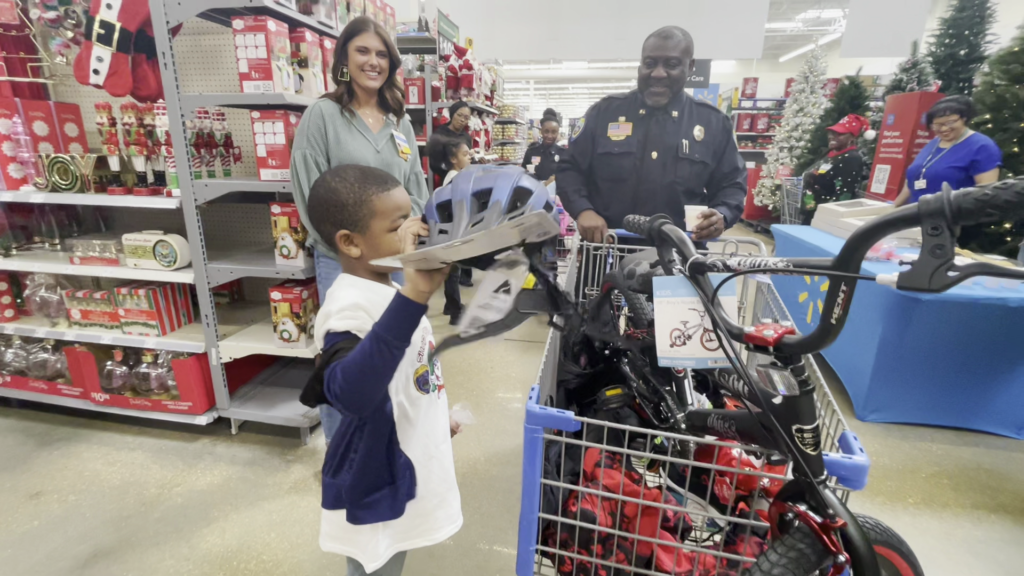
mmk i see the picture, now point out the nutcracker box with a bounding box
[270,201,310,267]
[50,102,89,155]
[404,77,426,106]
[250,110,300,181]
[17,99,61,155]
[64,347,216,415]
[64,289,122,331]
[290,28,326,97]
[322,37,337,91]
[0,97,28,190]
[232,15,294,94]
[268,279,318,348]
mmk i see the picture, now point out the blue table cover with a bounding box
[771,225,1024,439]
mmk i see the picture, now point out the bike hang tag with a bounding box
[456,251,531,338]
[652,274,739,369]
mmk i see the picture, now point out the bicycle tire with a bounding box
[745,514,924,576]
[601,272,653,331]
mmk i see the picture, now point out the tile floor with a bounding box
[1,230,1022,576]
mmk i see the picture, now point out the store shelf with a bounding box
[0,386,219,425]
[0,316,209,353]
[217,319,317,362]
[735,133,777,137]
[406,104,426,110]
[171,0,340,39]
[396,33,438,55]
[206,245,314,285]
[739,97,788,102]
[193,177,293,204]
[180,92,317,111]
[0,250,195,283]
[496,117,527,125]
[493,139,525,146]
[433,100,500,115]
[220,357,318,428]
[0,191,182,209]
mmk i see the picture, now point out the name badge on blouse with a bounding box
[817,163,832,174]
[914,179,927,190]
[392,130,411,162]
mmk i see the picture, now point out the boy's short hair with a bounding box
[308,164,402,240]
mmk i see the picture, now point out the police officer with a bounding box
[558,26,747,243]
[521,108,567,184]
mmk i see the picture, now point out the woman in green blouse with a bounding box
[290,16,428,443]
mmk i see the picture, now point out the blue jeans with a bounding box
[313,249,404,444]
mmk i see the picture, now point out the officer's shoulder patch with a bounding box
[570,117,586,142]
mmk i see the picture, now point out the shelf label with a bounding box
[143,339,157,348]
[34,328,48,337]
[29,195,45,203]
[99,335,114,344]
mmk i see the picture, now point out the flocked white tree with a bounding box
[753,46,829,209]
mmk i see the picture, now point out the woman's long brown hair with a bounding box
[324,16,406,120]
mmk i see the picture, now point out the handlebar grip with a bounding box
[623,214,650,237]
[951,177,1024,226]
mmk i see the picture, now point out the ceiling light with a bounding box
[796,9,846,20]
[778,32,842,62]
[765,21,801,29]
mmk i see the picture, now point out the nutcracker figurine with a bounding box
[193,108,218,179]
[153,101,178,192]
[95,102,128,194]
[142,103,167,195]
[211,108,241,178]
[120,102,150,193]
[186,115,204,181]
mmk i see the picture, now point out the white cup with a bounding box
[684,205,708,232]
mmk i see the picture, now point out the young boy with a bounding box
[299,164,461,575]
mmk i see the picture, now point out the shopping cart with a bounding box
[516,233,868,576]
[780,177,804,225]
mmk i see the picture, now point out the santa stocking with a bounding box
[73,0,152,98]
[130,20,161,103]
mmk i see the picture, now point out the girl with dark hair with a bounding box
[521,108,567,185]
[895,95,1001,206]
[426,100,473,182]
[290,16,428,446]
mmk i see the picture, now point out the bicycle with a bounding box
[667,309,721,352]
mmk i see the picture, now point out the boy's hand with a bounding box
[398,216,451,304]
[450,415,462,438]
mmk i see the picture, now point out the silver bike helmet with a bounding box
[421,165,557,248]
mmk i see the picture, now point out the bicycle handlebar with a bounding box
[624,177,1024,356]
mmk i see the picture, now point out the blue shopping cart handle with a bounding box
[822,430,871,491]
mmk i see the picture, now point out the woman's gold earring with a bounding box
[338,66,350,82]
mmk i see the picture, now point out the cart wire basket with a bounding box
[516,233,870,576]
[779,177,804,226]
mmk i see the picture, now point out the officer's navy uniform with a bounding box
[558,90,747,231]
[521,141,567,181]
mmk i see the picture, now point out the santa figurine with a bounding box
[459,49,476,99]
[95,103,127,194]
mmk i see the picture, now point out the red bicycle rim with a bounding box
[874,544,915,576]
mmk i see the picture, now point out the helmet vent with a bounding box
[507,186,536,214]
[435,200,454,224]
[471,188,493,215]
[543,201,554,213]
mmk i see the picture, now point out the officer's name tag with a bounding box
[914,179,927,190]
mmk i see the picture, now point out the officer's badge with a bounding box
[694,125,705,142]
[571,118,586,142]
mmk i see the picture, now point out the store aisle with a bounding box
[2,272,1024,576]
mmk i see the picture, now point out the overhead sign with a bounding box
[687,59,712,89]
[437,10,459,58]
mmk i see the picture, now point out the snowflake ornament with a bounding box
[1,141,15,158]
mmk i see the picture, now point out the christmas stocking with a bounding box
[73,0,151,98]
[130,20,161,103]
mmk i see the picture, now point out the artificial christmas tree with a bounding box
[863,41,934,164]
[753,47,828,210]
[958,24,1024,258]
[796,74,871,174]
[925,0,996,96]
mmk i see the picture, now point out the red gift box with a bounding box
[0,373,86,399]
[753,113,771,134]
[64,347,216,415]
[17,99,61,156]
[741,78,759,99]
[115,282,192,337]
[64,288,122,331]
[737,113,753,133]
[404,77,425,106]
[232,15,293,94]
[50,102,89,155]
[0,274,18,323]
[250,109,300,181]
[321,36,337,91]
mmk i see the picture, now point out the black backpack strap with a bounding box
[299,334,361,408]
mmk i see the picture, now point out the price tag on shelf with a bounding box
[62,265,76,274]
[0,325,11,334]
[99,335,114,344]
[27,264,41,272]
[34,328,48,338]
[143,339,157,349]
[29,195,45,203]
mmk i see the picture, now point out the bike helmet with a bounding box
[421,165,557,249]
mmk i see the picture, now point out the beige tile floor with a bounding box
[2,229,1023,576]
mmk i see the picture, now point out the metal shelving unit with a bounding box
[0,386,219,425]
[397,35,438,190]
[194,178,293,204]
[206,246,315,285]
[0,192,182,209]
[0,250,196,283]
[0,316,209,353]
[180,92,317,111]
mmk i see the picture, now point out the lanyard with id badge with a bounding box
[393,130,411,162]
[915,135,967,190]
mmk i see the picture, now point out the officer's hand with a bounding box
[691,209,726,241]
[544,175,556,186]
[577,210,608,243]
